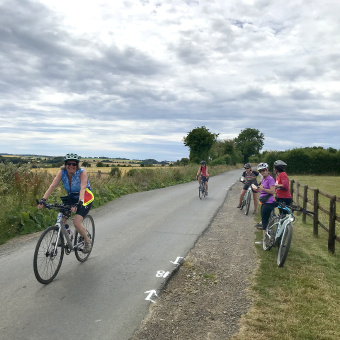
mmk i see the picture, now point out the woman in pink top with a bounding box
[196,160,210,196]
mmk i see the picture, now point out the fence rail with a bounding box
[290,180,340,253]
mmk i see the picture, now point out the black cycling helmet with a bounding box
[200,160,206,165]
[64,153,81,163]
[274,160,287,172]
[244,163,251,169]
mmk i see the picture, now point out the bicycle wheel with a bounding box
[199,183,204,199]
[74,215,95,262]
[267,212,279,245]
[33,225,65,284]
[245,191,251,215]
[277,222,293,267]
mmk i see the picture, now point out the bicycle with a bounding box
[262,203,313,267]
[198,176,207,199]
[240,186,252,215]
[33,197,95,284]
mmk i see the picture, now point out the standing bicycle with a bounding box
[239,185,253,215]
[34,198,95,284]
[196,160,209,198]
[263,203,313,267]
[237,164,260,214]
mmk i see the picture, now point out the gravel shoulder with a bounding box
[132,182,258,340]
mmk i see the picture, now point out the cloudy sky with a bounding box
[1,0,339,161]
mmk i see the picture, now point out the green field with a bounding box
[233,175,340,340]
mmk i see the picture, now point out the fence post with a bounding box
[296,182,300,208]
[328,196,336,254]
[313,189,319,237]
[290,180,294,202]
[302,185,308,223]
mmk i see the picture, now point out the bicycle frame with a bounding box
[55,211,85,252]
[274,212,294,242]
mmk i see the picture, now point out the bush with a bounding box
[110,166,122,177]
[262,147,340,175]
[210,154,232,166]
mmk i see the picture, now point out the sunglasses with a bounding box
[259,169,267,172]
[66,162,78,166]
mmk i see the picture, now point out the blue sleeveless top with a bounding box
[61,169,92,201]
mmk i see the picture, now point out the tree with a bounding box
[183,126,219,163]
[234,128,264,163]
[82,161,91,167]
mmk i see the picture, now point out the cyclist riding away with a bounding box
[237,163,261,214]
[251,162,276,245]
[37,153,94,253]
[196,160,209,196]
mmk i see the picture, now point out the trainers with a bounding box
[237,204,241,208]
[254,222,262,229]
[205,191,208,196]
[255,240,263,245]
[83,242,92,253]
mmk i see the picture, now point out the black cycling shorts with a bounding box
[76,202,92,218]
[243,183,257,193]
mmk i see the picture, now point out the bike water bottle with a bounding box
[65,224,73,241]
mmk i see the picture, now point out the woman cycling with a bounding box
[196,160,209,196]
[251,162,275,245]
[37,153,94,253]
[237,163,260,214]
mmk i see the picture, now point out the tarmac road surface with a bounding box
[0,169,241,340]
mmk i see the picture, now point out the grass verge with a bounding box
[232,176,340,340]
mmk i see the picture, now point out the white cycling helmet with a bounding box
[257,162,269,171]
[64,153,81,163]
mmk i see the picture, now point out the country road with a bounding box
[0,169,241,340]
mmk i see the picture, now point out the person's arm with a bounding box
[196,167,201,178]
[259,181,275,195]
[37,171,62,208]
[206,167,209,177]
[78,170,88,203]
[276,174,289,190]
[42,171,62,200]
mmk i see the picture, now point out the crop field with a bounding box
[34,164,170,177]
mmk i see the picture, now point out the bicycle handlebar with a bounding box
[277,202,315,215]
[36,199,73,212]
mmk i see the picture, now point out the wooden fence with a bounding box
[290,180,340,253]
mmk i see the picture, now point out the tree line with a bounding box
[179,126,340,175]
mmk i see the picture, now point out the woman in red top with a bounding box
[196,160,209,196]
[274,160,292,206]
